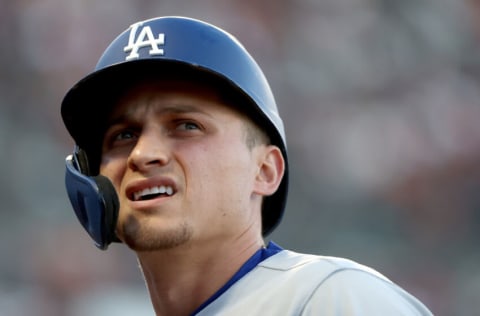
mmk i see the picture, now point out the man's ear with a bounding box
[254,145,285,196]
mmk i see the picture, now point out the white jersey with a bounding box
[197,248,433,315]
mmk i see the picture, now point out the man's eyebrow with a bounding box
[105,104,212,127]
[156,104,210,115]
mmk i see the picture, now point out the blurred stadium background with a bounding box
[1,0,480,315]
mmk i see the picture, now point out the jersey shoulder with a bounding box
[259,249,390,282]
[198,250,433,316]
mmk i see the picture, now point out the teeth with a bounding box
[133,185,174,201]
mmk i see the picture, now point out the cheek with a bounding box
[184,144,254,199]
[99,158,127,190]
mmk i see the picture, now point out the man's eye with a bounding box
[177,122,200,131]
[114,130,137,141]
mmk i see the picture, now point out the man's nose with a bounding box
[127,129,170,172]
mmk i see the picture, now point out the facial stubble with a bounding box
[121,213,193,252]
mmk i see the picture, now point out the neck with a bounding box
[136,235,264,316]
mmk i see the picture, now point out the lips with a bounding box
[126,178,177,202]
[132,185,174,201]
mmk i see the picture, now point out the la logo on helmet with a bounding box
[124,22,165,61]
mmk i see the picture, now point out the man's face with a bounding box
[99,79,266,251]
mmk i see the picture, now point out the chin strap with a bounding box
[64,148,120,250]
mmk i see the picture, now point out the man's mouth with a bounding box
[132,185,174,201]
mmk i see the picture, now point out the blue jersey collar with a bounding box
[192,241,283,315]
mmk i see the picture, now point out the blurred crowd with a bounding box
[1,0,480,315]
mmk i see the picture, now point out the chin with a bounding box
[120,216,192,252]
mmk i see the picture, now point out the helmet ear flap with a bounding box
[64,148,120,250]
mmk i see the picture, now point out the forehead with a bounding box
[109,78,237,119]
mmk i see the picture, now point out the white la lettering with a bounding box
[124,22,165,61]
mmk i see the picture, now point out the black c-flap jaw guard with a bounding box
[64,147,119,250]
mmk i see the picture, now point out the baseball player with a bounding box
[61,16,433,315]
